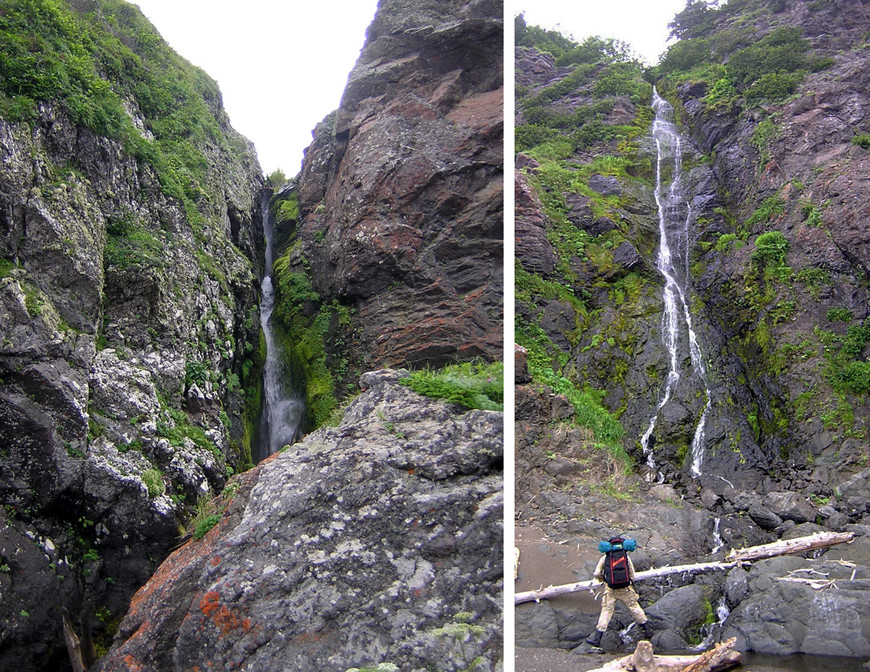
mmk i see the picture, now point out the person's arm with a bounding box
[593,555,605,581]
[627,555,636,581]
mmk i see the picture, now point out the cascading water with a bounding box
[641,89,712,478]
[257,195,303,461]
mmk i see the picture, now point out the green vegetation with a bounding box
[141,468,164,497]
[744,196,785,235]
[400,361,503,411]
[818,320,870,395]
[751,230,789,267]
[657,5,833,108]
[852,133,870,149]
[157,405,220,460]
[0,0,245,230]
[193,514,221,540]
[104,216,164,268]
[271,258,340,427]
[189,493,222,540]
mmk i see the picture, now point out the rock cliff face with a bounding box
[0,1,264,668]
[97,371,503,672]
[515,0,868,495]
[273,0,503,418]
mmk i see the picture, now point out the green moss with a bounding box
[752,230,789,267]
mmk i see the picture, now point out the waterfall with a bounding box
[257,194,303,461]
[641,89,713,477]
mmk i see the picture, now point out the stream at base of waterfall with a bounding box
[640,89,712,478]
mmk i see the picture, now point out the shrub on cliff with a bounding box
[401,361,503,412]
[752,230,789,267]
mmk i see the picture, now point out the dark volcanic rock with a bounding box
[0,4,264,665]
[97,372,503,672]
[516,172,558,277]
[292,0,503,371]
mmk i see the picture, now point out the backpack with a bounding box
[600,537,633,589]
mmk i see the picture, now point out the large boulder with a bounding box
[96,372,503,672]
[723,555,870,657]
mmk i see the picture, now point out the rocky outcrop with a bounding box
[96,371,503,672]
[0,1,265,668]
[285,0,503,378]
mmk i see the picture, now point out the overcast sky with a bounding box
[516,0,689,65]
[133,0,379,176]
[131,1,690,176]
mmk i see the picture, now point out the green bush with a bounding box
[744,72,803,104]
[745,196,785,230]
[555,36,631,67]
[752,230,790,266]
[184,360,209,388]
[726,27,809,88]
[826,308,853,323]
[516,124,558,151]
[400,361,503,412]
[852,133,870,149]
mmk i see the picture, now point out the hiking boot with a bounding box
[640,621,653,640]
[586,629,604,647]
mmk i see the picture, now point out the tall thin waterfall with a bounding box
[258,195,303,461]
[640,89,712,477]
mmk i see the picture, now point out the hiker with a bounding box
[586,536,653,647]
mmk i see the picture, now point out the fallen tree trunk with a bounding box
[515,560,740,604]
[515,531,855,605]
[588,638,740,672]
[724,531,854,562]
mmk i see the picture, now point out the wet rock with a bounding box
[516,172,558,277]
[587,174,623,197]
[762,491,818,524]
[646,584,708,645]
[748,504,784,531]
[612,241,644,272]
[515,345,532,384]
[723,566,750,608]
[724,556,870,657]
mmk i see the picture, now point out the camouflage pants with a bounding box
[596,585,647,632]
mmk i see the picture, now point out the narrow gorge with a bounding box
[515,0,869,665]
[0,0,504,670]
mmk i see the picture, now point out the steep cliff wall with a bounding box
[0,1,265,667]
[270,0,504,426]
[662,0,869,491]
[515,0,868,493]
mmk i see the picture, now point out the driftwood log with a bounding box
[588,638,740,672]
[724,531,854,562]
[515,530,854,605]
[61,607,86,672]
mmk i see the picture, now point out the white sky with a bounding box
[516,0,690,65]
[132,0,379,176]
